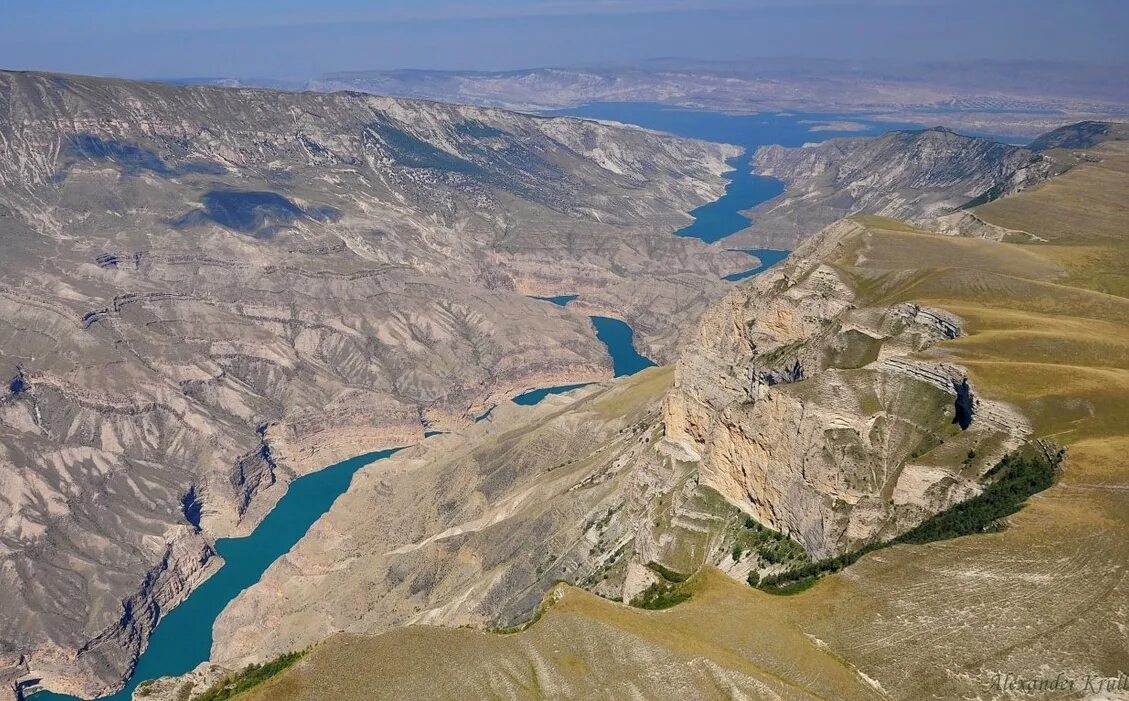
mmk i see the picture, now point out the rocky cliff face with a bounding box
[664,218,1032,557]
[205,374,673,664]
[734,127,1058,248]
[0,70,746,697]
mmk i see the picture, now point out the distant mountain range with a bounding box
[171,59,1129,137]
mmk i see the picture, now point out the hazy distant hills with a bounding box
[175,59,1129,137]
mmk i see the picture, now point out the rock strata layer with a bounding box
[733,127,1061,248]
[665,219,1032,556]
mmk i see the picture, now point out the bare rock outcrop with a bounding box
[664,219,1031,557]
[732,127,1058,249]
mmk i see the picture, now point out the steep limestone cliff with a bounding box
[664,219,1032,557]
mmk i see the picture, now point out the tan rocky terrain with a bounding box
[136,125,1129,701]
[0,70,754,697]
[723,126,1060,249]
[664,217,1035,557]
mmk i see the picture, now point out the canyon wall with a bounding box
[0,70,743,697]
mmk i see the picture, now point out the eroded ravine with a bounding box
[27,314,655,701]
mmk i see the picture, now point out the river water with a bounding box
[551,103,928,275]
[512,312,656,405]
[32,449,399,701]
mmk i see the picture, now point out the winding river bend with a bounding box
[38,107,921,701]
[552,103,926,276]
[513,311,656,405]
[33,450,399,701]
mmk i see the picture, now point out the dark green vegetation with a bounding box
[733,515,809,568]
[645,562,688,583]
[757,449,1060,594]
[192,651,306,701]
[364,122,483,175]
[626,562,698,610]
[630,579,692,610]
[960,182,1008,209]
[67,133,226,178]
[627,510,805,609]
[961,155,1046,208]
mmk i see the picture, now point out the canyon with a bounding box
[150,122,1129,701]
[0,70,747,698]
[2,64,1127,701]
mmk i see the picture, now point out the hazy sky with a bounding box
[2,0,1127,79]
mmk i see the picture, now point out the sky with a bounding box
[1,0,1127,80]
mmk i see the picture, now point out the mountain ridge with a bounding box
[727,126,1065,248]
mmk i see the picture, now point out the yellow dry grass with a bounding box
[588,364,673,419]
[775,138,1129,697]
[975,145,1129,245]
[235,569,884,701]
